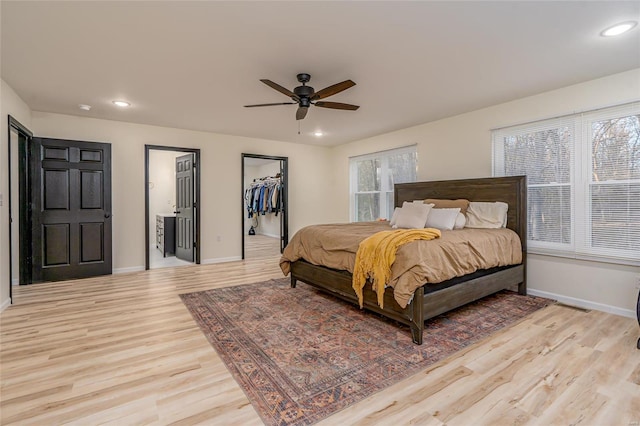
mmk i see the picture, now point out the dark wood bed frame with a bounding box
[290,176,527,344]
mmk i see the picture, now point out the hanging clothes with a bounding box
[245,176,283,218]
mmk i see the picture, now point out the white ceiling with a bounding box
[2,1,639,146]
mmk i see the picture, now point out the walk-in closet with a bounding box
[242,154,288,260]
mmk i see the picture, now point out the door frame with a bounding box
[7,116,33,294]
[241,153,288,259]
[144,145,201,270]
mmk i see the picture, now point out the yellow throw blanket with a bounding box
[352,228,441,309]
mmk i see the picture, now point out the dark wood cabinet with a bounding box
[156,214,176,257]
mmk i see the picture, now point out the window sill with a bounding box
[528,247,640,267]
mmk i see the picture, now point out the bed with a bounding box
[281,176,527,344]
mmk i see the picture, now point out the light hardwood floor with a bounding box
[244,234,281,260]
[1,255,638,425]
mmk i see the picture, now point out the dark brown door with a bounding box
[175,153,194,262]
[30,138,112,282]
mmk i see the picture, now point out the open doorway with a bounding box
[145,145,200,270]
[8,116,32,296]
[241,154,288,260]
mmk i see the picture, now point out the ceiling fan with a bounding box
[244,73,359,120]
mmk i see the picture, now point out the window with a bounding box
[493,102,640,265]
[350,146,417,222]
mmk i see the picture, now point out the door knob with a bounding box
[104,213,111,218]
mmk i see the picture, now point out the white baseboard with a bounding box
[202,256,242,265]
[1,297,12,313]
[528,288,636,319]
[113,266,145,274]
[114,257,245,272]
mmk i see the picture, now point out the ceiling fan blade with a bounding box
[244,102,297,107]
[314,101,360,111]
[296,106,309,120]
[260,79,299,100]
[311,80,356,100]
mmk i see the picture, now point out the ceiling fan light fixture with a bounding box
[112,100,131,107]
[600,21,637,37]
[314,131,323,137]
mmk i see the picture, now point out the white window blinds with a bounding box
[493,102,640,265]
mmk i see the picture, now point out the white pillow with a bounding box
[465,202,509,229]
[389,207,401,227]
[454,212,466,229]
[391,203,434,227]
[425,208,461,231]
[393,202,433,229]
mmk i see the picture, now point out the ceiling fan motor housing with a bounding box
[293,84,314,102]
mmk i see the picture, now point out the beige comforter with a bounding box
[279,221,522,308]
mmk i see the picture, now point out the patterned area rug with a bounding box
[180,278,550,426]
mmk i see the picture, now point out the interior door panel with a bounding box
[31,138,112,282]
[175,153,195,262]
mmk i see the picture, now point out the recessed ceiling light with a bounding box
[314,131,324,137]
[112,100,130,107]
[601,21,637,37]
[78,104,91,111]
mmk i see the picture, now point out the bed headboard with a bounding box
[394,176,527,251]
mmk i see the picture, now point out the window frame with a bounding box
[492,102,640,266]
[578,104,640,262]
[349,145,417,222]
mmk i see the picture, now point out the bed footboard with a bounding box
[290,260,525,345]
[290,260,424,343]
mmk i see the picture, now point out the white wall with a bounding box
[243,164,258,236]
[148,150,181,245]
[31,111,340,271]
[330,68,640,316]
[1,79,33,311]
[243,165,259,192]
